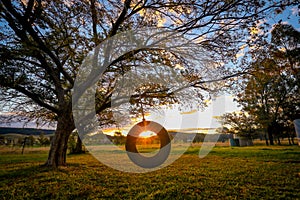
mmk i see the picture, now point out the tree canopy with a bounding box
[0,0,298,167]
[223,23,300,145]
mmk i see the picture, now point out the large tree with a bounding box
[0,0,296,167]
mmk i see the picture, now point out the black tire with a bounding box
[125,121,171,168]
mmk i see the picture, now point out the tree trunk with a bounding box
[44,111,75,168]
[73,135,84,154]
[267,125,274,145]
[291,136,295,145]
[264,131,269,146]
[288,135,291,145]
[277,137,281,145]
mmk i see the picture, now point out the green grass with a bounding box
[0,145,299,199]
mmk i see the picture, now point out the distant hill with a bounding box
[0,127,55,136]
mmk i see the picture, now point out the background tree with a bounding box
[230,23,300,145]
[67,131,86,154]
[37,133,50,146]
[0,0,296,167]
[113,131,126,145]
[221,112,259,139]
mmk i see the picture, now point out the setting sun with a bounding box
[139,131,157,138]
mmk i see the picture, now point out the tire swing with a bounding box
[126,120,171,168]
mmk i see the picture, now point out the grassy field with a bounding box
[0,144,299,199]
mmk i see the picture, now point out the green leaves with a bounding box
[227,23,300,141]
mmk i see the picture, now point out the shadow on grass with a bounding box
[0,162,82,181]
[0,164,93,200]
[0,164,54,180]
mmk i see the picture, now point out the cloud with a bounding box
[235,52,245,59]
[281,21,290,25]
[180,109,197,115]
[157,17,167,27]
[291,6,299,16]
[235,44,247,59]
[175,64,185,70]
[239,44,248,51]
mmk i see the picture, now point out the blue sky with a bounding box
[274,5,299,30]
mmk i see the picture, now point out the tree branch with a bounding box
[13,85,59,114]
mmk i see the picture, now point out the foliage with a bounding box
[221,112,260,138]
[67,132,77,154]
[112,131,126,145]
[37,133,50,146]
[226,23,300,144]
[67,131,86,154]
[26,135,35,146]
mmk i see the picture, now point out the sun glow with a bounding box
[139,131,157,138]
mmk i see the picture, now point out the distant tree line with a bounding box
[0,133,51,147]
[0,127,55,135]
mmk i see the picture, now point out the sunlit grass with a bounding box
[0,145,299,199]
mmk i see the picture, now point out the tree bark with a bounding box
[265,137,269,145]
[267,125,274,145]
[277,137,281,145]
[264,131,269,146]
[288,135,291,145]
[291,136,295,145]
[44,110,75,168]
[73,135,84,154]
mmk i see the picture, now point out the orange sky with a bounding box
[103,95,239,136]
